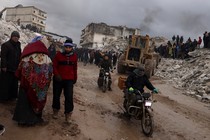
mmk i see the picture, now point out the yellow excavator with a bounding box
[117,34,160,89]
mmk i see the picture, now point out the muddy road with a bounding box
[1,62,210,140]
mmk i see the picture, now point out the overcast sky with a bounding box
[1,0,210,44]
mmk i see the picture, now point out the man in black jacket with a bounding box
[0,31,21,101]
[98,54,113,91]
[125,66,158,94]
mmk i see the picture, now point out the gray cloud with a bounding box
[140,8,163,33]
[1,0,210,44]
[178,11,207,34]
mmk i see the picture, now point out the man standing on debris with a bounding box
[197,36,202,48]
[0,31,21,101]
[52,38,77,123]
[207,32,210,48]
[203,31,207,48]
[176,35,180,45]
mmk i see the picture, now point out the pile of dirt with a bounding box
[156,49,210,102]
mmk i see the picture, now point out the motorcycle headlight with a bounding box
[145,101,152,107]
[105,72,109,76]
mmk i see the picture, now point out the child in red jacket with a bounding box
[52,39,77,123]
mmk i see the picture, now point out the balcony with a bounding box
[32,13,47,20]
[32,20,46,27]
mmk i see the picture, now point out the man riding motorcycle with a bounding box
[98,54,113,91]
[124,66,158,109]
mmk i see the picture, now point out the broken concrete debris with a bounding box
[156,49,210,102]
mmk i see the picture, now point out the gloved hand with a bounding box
[128,87,134,92]
[153,88,158,94]
[54,75,62,82]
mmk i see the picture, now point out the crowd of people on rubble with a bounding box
[155,31,210,59]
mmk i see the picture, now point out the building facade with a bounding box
[5,5,47,31]
[80,22,140,49]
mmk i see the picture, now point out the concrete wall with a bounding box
[112,28,122,37]
[5,7,46,31]
[92,33,117,49]
[80,23,140,49]
[6,7,32,15]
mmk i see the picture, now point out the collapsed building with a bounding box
[80,22,140,50]
[156,49,210,102]
[0,19,36,49]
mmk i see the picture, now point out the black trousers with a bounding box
[52,78,74,114]
[0,71,18,101]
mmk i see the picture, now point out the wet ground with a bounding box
[1,62,210,140]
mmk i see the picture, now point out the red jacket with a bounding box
[198,37,202,45]
[53,51,77,81]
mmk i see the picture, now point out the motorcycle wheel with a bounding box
[0,124,5,136]
[123,99,127,109]
[102,80,106,93]
[141,108,154,137]
[123,99,131,119]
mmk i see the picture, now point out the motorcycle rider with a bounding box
[98,54,113,91]
[125,65,158,106]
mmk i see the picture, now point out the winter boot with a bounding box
[108,86,112,91]
[65,112,72,124]
[52,109,59,119]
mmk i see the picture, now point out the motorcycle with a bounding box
[0,124,5,136]
[123,89,154,137]
[97,68,110,93]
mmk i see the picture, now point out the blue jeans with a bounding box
[52,77,74,114]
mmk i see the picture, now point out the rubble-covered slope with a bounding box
[0,19,37,48]
[156,49,210,102]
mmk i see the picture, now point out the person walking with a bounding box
[0,31,21,101]
[52,38,78,123]
[13,36,53,126]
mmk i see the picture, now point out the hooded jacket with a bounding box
[125,72,155,93]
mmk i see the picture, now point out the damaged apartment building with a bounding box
[80,23,140,49]
[1,4,47,32]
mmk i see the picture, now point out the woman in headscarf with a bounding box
[13,36,53,126]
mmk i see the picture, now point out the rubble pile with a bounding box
[99,36,168,52]
[103,38,128,52]
[0,19,36,48]
[156,49,210,102]
[150,36,168,47]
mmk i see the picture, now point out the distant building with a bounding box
[80,22,140,48]
[4,5,47,31]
